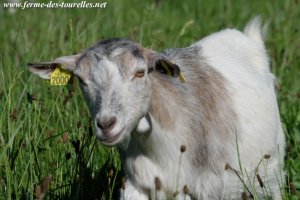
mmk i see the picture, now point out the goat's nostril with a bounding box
[97,120,104,129]
[97,116,117,132]
[106,116,117,130]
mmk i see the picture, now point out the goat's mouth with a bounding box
[99,126,126,145]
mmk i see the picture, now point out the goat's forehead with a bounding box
[88,38,144,59]
[77,40,145,73]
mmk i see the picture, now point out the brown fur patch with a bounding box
[119,51,137,70]
[148,46,236,167]
[77,54,95,81]
[149,75,176,130]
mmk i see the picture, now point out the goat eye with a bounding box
[135,70,145,78]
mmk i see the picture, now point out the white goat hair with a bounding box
[28,18,285,200]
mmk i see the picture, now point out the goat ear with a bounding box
[141,48,186,82]
[152,58,181,77]
[28,54,81,79]
[147,55,186,82]
[152,58,187,82]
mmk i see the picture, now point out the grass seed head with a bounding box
[183,185,189,194]
[180,145,186,153]
[225,163,231,170]
[47,129,55,137]
[121,177,126,190]
[41,175,52,195]
[10,108,17,121]
[241,191,248,200]
[289,182,297,195]
[154,177,162,190]
[173,191,179,197]
[63,132,69,143]
[21,142,27,149]
[27,92,37,103]
[256,174,264,188]
[35,185,42,199]
[76,121,82,129]
[56,138,62,144]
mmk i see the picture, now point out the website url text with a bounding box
[3,1,107,9]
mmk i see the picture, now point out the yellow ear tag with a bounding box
[50,66,72,85]
[179,73,186,82]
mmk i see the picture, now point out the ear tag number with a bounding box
[50,66,72,85]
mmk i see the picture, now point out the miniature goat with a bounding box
[28,19,285,199]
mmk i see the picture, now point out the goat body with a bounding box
[28,19,285,200]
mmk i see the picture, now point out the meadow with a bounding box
[0,0,299,199]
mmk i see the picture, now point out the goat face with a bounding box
[28,38,182,145]
[77,40,153,145]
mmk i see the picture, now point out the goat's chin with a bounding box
[96,126,127,146]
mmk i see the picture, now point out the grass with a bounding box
[0,0,299,199]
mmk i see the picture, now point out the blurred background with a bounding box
[0,0,299,199]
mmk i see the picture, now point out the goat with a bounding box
[28,18,285,200]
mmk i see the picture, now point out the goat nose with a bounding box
[97,116,117,132]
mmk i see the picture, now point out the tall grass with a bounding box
[0,0,299,199]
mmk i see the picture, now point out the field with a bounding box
[0,0,299,199]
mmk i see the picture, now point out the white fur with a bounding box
[122,19,284,199]
[136,116,151,133]
[28,19,285,200]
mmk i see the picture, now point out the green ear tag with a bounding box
[50,66,72,85]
